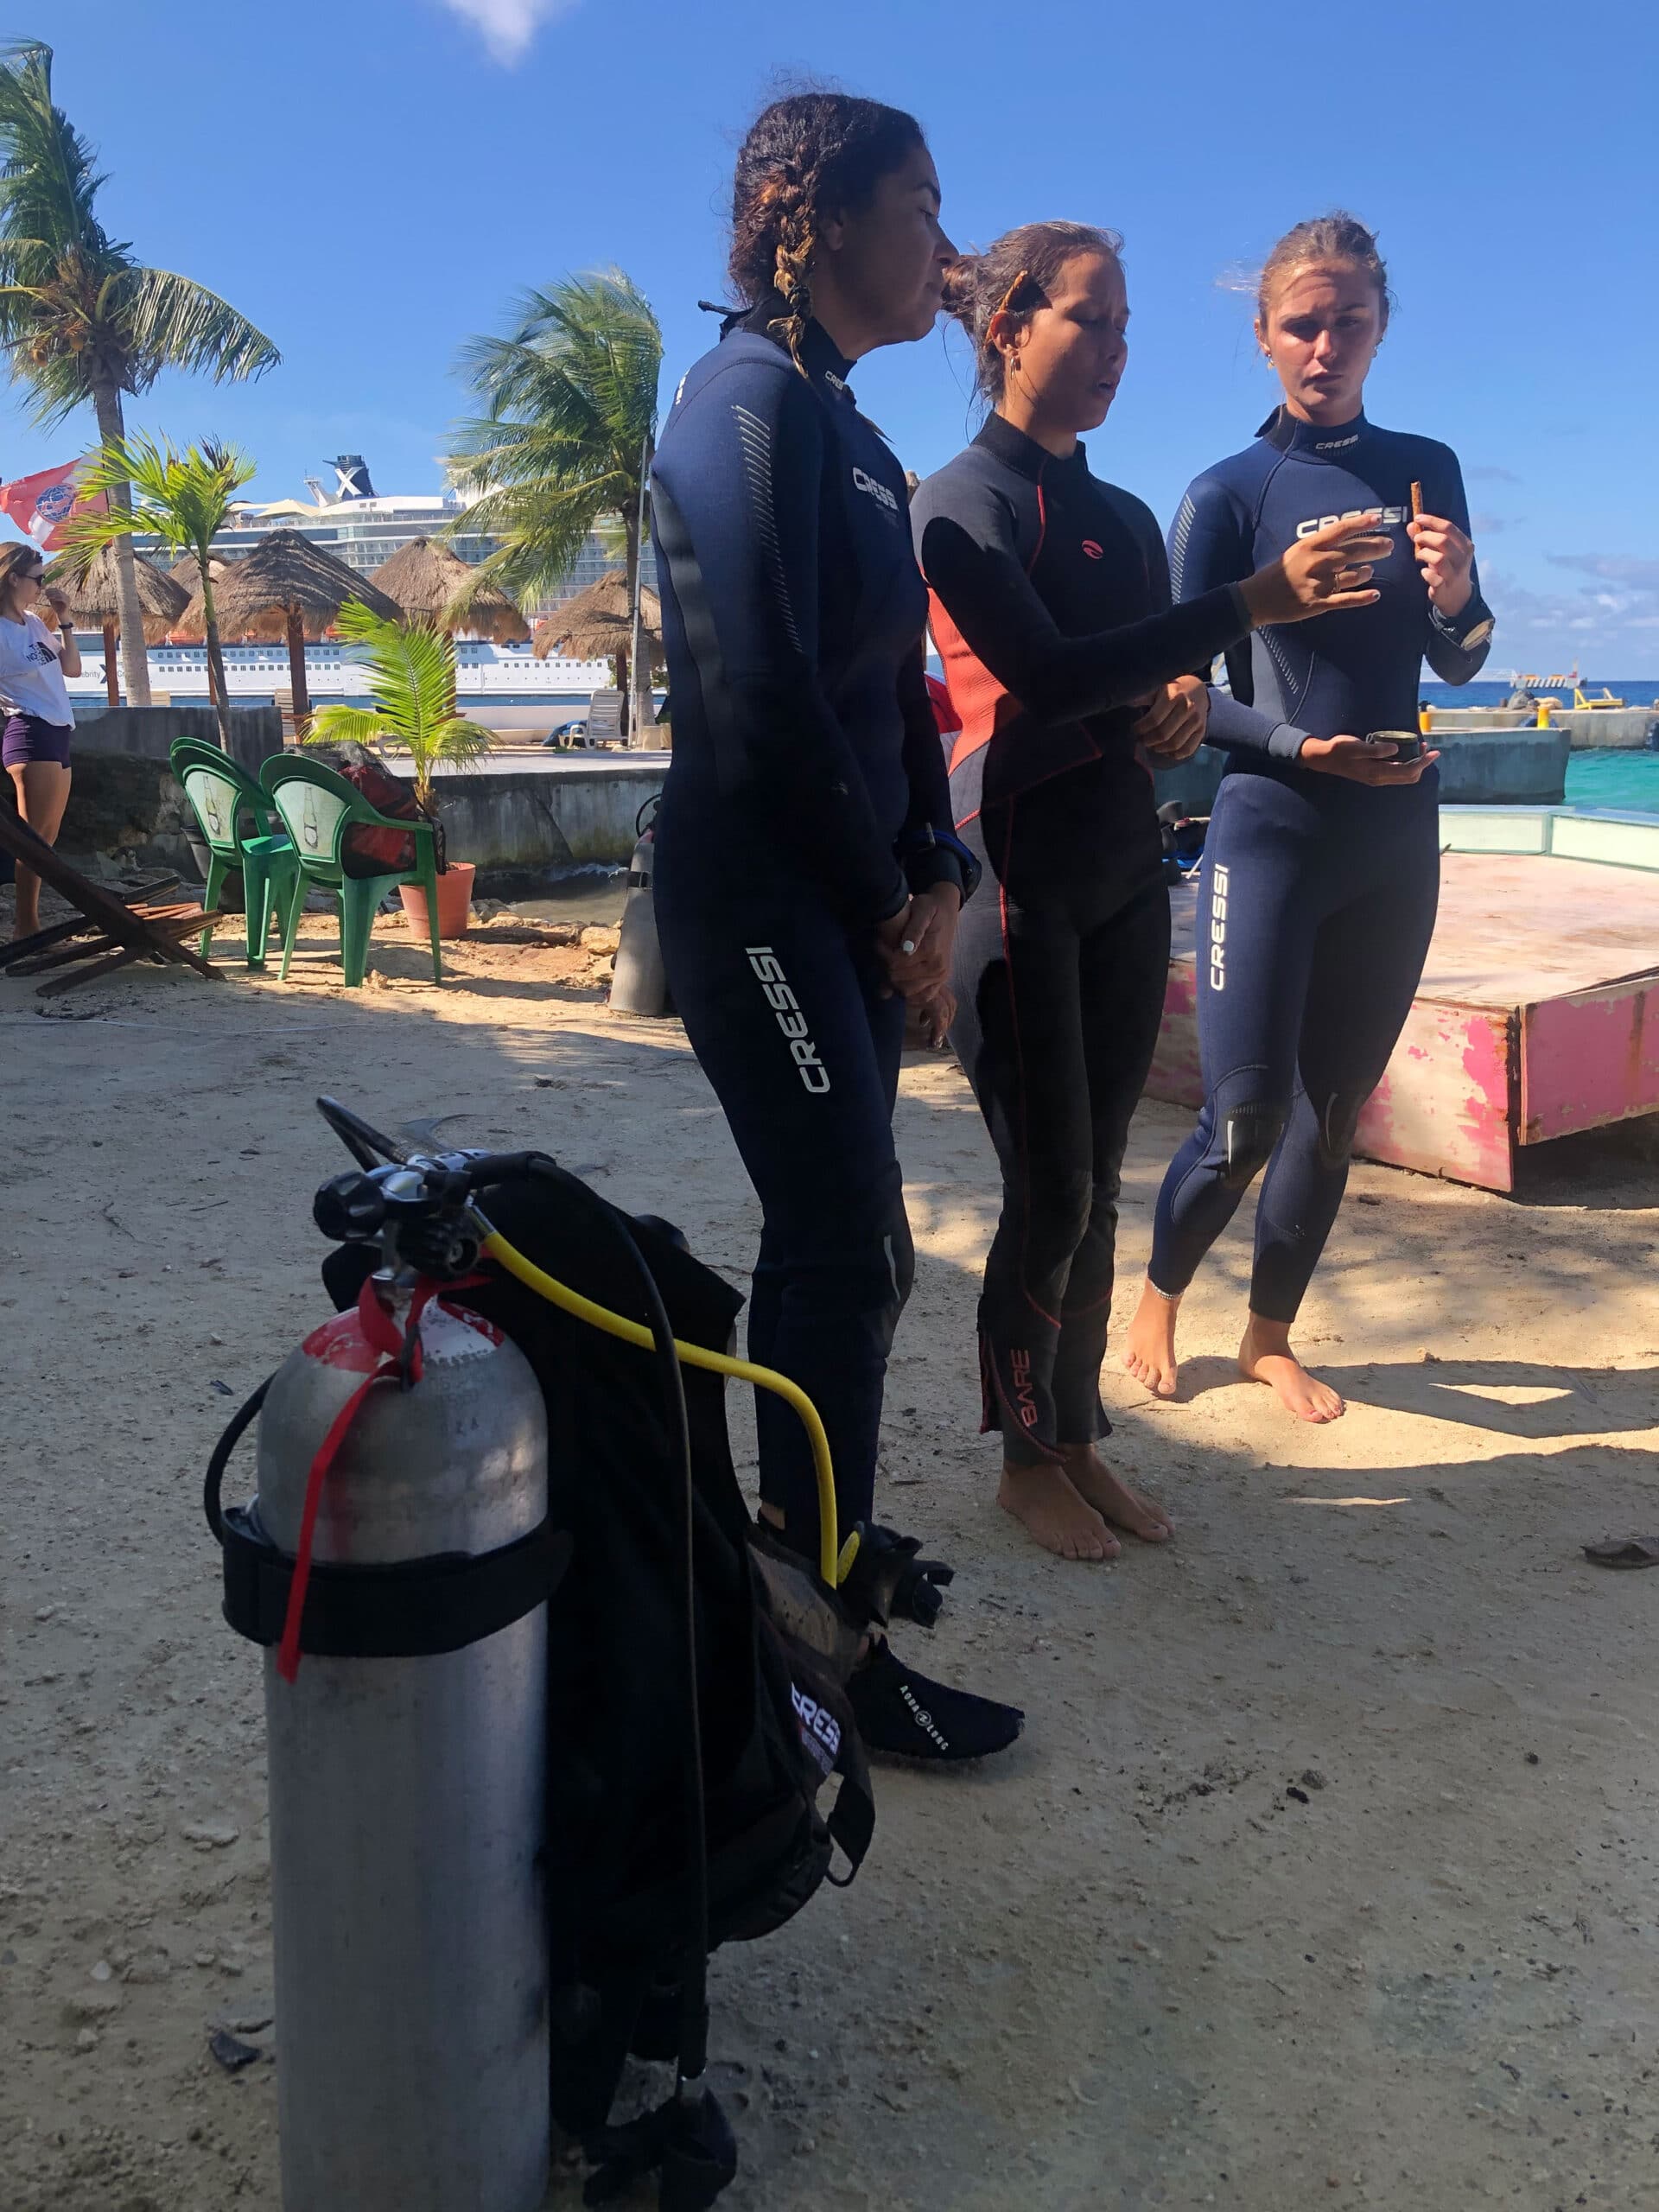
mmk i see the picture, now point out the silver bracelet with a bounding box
[1143,1278,1183,1304]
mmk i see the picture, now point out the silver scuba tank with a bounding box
[609,793,670,1019]
[254,1283,550,2212]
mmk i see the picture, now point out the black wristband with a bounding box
[1431,594,1493,651]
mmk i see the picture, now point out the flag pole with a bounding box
[627,431,649,747]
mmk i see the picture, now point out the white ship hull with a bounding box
[66,641,615,705]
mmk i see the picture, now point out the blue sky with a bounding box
[7,0,1657,671]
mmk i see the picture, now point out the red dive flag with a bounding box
[0,459,84,548]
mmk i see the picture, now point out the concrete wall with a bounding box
[1434,727,1568,803]
[73,704,284,777]
[58,753,194,874]
[420,766,666,877]
[1426,706,1531,730]
[40,731,1572,887]
[1550,708,1656,751]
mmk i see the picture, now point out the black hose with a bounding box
[203,1376,273,1542]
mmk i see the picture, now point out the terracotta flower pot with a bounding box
[400,860,474,940]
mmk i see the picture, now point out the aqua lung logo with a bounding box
[1209,864,1230,992]
[1008,1347,1039,1428]
[899,1683,950,1754]
[851,466,899,514]
[1294,504,1407,537]
[746,949,830,1093]
[791,1683,842,1777]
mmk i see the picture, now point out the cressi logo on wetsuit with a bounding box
[1294,505,1410,536]
[1209,862,1230,992]
[745,947,830,1094]
[851,466,899,515]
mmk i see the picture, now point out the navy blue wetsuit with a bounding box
[1147,407,1493,1319]
[913,413,1290,1461]
[651,304,970,1537]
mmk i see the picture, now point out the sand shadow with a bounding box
[1317,1356,1658,1440]
[1118,1350,1656,1444]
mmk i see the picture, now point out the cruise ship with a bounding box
[77,454,656,712]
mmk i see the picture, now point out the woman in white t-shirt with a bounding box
[0,539,79,940]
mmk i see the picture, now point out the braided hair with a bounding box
[728,92,927,372]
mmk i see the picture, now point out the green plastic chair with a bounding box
[258,753,443,988]
[169,736,302,970]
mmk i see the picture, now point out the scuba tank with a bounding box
[610,793,671,1019]
[206,1110,566,2212]
[207,1097,883,2212]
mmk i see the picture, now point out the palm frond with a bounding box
[0,44,276,423]
[116,267,279,388]
[304,704,394,750]
[447,266,661,604]
[320,601,490,804]
[68,429,253,556]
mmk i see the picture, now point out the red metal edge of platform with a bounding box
[1147,810,1659,1193]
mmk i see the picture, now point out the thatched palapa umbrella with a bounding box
[369,537,530,645]
[43,545,188,706]
[173,530,400,725]
[533,569,663,735]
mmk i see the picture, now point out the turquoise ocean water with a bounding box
[1421,679,1659,816]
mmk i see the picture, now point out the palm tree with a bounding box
[69,434,254,749]
[0,41,278,708]
[448,268,660,734]
[306,601,490,816]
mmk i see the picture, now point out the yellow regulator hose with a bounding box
[480,1227,849,1589]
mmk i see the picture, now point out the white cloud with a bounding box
[1484,559,1659,675]
[435,0,578,63]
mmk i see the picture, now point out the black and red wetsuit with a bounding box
[912,412,1280,1461]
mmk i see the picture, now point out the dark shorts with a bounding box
[3,714,73,769]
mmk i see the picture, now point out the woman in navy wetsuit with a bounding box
[912,222,1395,1563]
[651,94,1024,1759]
[1122,213,1493,1422]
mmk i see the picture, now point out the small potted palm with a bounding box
[307,600,489,937]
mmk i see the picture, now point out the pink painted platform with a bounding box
[1147,807,1659,1192]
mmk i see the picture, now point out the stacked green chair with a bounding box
[169,737,302,970]
[258,753,443,988]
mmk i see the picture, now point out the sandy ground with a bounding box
[4,887,1659,2212]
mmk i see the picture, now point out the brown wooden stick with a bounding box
[11,935,120,975]
[1409,480,1424,519]
[0,914,99,966]
[35,945,145,997]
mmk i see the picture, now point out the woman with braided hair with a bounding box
[651,92,1023,1762]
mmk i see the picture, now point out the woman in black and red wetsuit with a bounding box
[912,222,1392,1563]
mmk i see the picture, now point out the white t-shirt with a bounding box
[0,610,74,727]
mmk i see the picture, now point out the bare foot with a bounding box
[1060,1445,1173,1542]
[1122,1281,1181,1398]
[1237,1316,1345,1423]
[998,1461,1117,1561]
